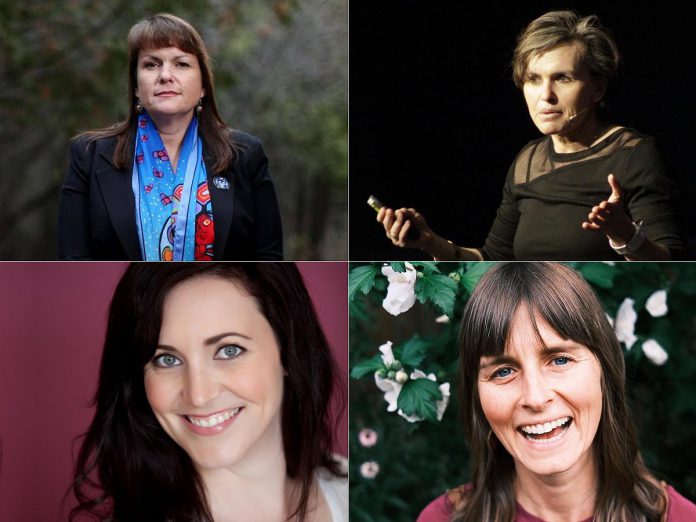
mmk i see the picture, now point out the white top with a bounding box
[316,455,348,522]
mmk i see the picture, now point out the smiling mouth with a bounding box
[185,407,243,428]
[518,416,573,443]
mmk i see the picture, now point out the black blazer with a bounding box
[58,130,283,260]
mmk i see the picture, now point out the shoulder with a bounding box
[607,127,660,159]
[70,134,117,161]
[316,454,348,488]
[229,129,262,148]
[666,485,696,520]
[417,494,452,522]
[212,129,267,172]
[417,484,471,522]
[316,456,348,522]
[512,135,547,164]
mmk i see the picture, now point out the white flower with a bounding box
[360,461,380,479]
[435,314,450,324]
[615,298,638,349]
[378,341,395,366]
[645,290,668,317]
[642,339,669,366]
[381,262,417,316]
[396,370,451,423]
[374,373,402,412]
[436,382,451,421]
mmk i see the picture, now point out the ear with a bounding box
[592,79,607,103]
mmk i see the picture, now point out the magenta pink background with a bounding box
[0,262,347,522]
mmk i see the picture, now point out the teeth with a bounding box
[520,416,570,434]
[188,407,241,428]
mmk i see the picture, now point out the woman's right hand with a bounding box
[377,207,433,249]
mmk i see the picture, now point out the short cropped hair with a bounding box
[512,10,620,89]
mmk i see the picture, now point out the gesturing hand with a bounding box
[581,174,635,244]
[377,207,433,249]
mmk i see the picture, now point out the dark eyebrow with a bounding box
[141,54,193,61]
[479,344,583,370]
[203,332,252,345]
[479,355,517,371]
[157,332,251,352]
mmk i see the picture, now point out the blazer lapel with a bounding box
[93,139,142,260]
[204,147,235,260]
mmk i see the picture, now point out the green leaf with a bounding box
[395,336,428,368]
[578,263,616,289]
[389,261,406,272]
[411,262,440,274]
[397,377,443,422]
[350,354,385,379]
[414,272,458,316]
[349,264,381,301]
[460,262,494,293]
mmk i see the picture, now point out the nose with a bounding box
[158,62,174,83]
[540,79,556,103]
[182,365,221,407]
[520,370,554,411]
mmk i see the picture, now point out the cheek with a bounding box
[478,384,514,431]
[144,373,176,415]
[229,356,285,408]
[522,88,535,108]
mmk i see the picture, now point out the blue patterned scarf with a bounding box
[131,112,213,260]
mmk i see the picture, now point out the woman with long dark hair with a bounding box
[69,263,346,521]
[419,263,696,521]
[58,14,283,260]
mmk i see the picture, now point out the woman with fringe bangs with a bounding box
[418,262,696,522]
[58,14,283,261]
[69,263,346,521]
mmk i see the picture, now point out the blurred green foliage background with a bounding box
[0,0,346,259]
[350,262,696,522]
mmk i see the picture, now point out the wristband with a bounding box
[609,221,647,256]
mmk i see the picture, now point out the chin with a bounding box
[519,453,580,477]
[187,446,243,471]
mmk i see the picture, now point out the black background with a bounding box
[349,1,696,260]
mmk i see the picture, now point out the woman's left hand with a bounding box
[581,174,635,244]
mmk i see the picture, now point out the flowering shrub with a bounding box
[349,262,696,521]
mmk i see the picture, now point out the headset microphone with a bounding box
[567,107,590,121]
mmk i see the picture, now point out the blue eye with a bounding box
[553,356,570,366]
[153,353,181,368]
[215,345,244,359]
[493,367,513,379]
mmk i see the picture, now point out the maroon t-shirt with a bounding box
[417,485,696,522]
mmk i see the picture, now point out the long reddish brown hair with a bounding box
[453,262,667,522]
[76,13,237,174]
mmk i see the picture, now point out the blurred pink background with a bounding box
[0,262,347,522]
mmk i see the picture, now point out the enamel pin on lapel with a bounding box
[213,176,229,190]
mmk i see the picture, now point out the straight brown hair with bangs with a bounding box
[75,13,237,175]
[453,262,667,522]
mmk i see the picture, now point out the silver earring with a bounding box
[196,98,203,114]
[135,97,143,113]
